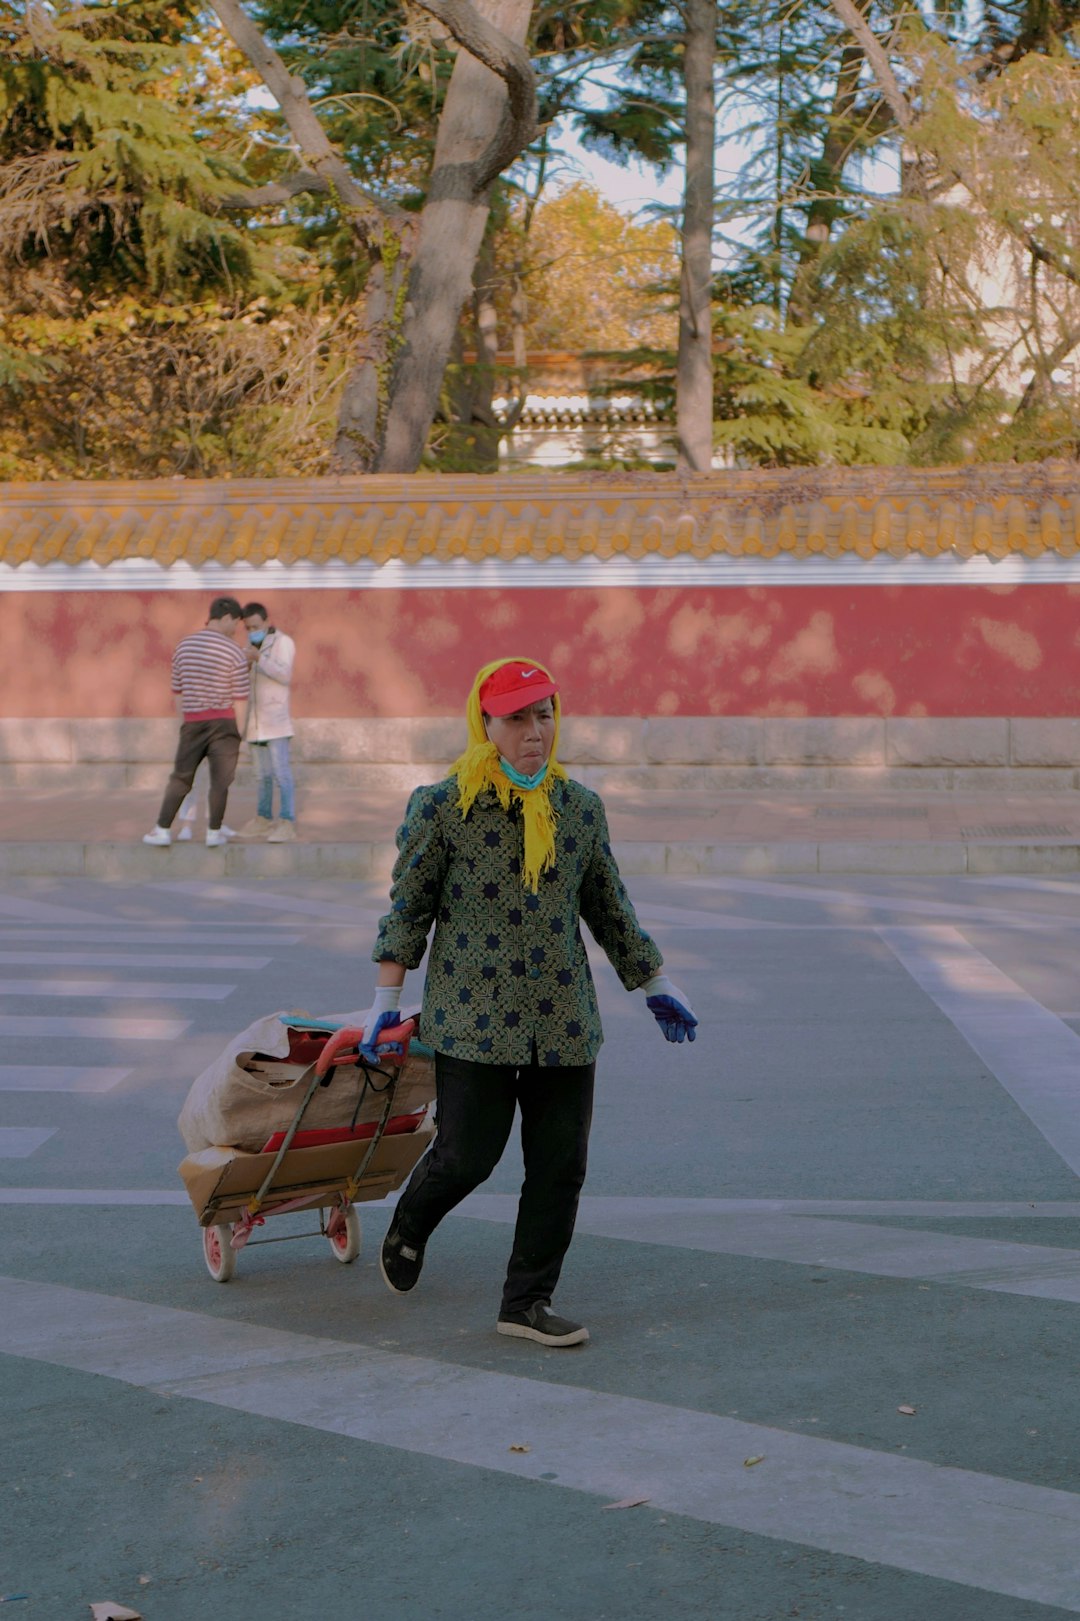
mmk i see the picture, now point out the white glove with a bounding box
[640,973,698,1044]
[359,982,403,1057]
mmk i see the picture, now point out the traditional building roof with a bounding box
[493,393,669,428]
[0,465,1077,569]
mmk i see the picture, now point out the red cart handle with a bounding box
[314,1020,415,1077]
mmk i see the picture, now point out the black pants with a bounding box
[394,1050,595,1316]
[157,719,241,831]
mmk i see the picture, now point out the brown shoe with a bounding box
[239,816,274,838]
[267,820,297,843]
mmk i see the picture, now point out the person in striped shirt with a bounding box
[143,597,251,848]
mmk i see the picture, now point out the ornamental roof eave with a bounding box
[492,392,670,428]
[0,464,1077,567]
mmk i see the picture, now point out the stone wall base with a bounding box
[2,716,1079,792]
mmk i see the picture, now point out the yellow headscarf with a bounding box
[453,657,568,893]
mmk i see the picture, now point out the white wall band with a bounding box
[3,552,1080,591]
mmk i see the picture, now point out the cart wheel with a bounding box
[326,1206,361,1264]
[202,1223,237,1282]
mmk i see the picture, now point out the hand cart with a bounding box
[181,1018,433,1283]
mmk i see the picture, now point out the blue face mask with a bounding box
[499,756,549,791]
[248,629,266,646]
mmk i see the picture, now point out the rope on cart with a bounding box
[348,1057,396,1128]
[245,1048,405,1218]
[344,1066,399,1203]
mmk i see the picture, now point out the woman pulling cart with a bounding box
[360,656,698,1348]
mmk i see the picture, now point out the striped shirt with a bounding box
[171,629,250,718]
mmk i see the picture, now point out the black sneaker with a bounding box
[379,1223,425,1294]
[496,1302,589,1347]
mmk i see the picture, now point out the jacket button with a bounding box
[528,966,541,980]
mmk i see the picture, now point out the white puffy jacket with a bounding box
[246,629,295,742]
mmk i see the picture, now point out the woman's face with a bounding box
[485,700,556,775]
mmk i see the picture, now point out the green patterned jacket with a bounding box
[372,775,663,1066]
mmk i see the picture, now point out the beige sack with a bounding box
[178,1010,434,1153]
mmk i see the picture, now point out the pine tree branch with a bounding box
[828,0,1080,293]
[207,0,399,235]
[1013,324,1080,419]
[827,0,912,130]
[1021,230,1080,293]
[411,0,537,191]
[218,170,333,209]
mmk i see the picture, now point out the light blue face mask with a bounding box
[499,756,549,791]
[248,629,266,646]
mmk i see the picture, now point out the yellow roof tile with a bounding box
[0,467,1078,567]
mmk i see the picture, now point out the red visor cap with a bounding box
[479,661,559,717]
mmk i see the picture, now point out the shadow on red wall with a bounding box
[4,584,1079,717]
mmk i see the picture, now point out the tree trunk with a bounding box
[444,223,503,470]
[332,224,418,471]
[675,0,716,473]
[786,21,867,325]
[209,0,399,468]
[212,0,534,475]
[332,252,396,473]
[375,0,535,473]
[469,225,503,470]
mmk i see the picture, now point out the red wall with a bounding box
[5,583,1080,717]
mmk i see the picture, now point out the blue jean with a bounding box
[252,736,295,822]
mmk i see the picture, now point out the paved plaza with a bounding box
[4,783,1080,878]
[3,871,1080,1618]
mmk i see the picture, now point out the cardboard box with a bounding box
[178,1116,435,1227]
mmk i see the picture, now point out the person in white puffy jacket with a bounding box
[239,602,298,842]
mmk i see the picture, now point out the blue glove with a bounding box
[642,974,697,1044]
[359,984,404,1062]
[360,1010,404,1061]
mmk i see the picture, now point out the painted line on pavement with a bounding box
[460,1195,1080,1306]
[496,1194,1080,1221]
[0,1188,193,1204]
[10,1187,1080,1304]
[0,1016,189,1040]
[0,930,303,945]
[0,1129,56,1158]
[0,1067,131,1093]
[5,1191,1080,1219]
[2,1274,1079,1612]
[637,904,786,930]
[8,1188,1080,1306]
[0,978,235,1001]
[151,882,384,926]
[880,926,1080,1179]
[972,876,1080,897]
[690,876,1080,931]
[638,903,883,932]
[0,895,125,925]
[0,951,270,970]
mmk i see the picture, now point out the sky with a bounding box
[555,133,683,216]
[553,111,901,260]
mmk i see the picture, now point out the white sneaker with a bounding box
[221,823,237,839]
[177,824,193,842]
[206,829,228,848]
[142,827,172,847]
